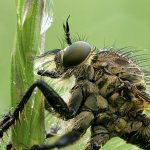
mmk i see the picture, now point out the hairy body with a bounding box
[59,50,150,150]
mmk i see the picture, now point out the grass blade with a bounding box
[11,0,53,149]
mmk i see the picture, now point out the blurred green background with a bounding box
[0,0,150,149]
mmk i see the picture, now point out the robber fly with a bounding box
[0,16,150,150]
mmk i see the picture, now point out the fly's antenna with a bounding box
[63,15,72,45]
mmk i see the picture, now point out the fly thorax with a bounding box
[91,50,147,97]
[73,64,95,81]
[95,74,121,97]
[81,80,99,97]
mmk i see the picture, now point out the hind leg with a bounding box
[31,111,94,150]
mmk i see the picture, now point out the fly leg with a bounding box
[31,111,94,150]
[121,114,150,150]
[85,125,112,150]
[5,122,60,147]
[0,80,83,139]
[0,111,11,128]
[37,70,60,78]
[6,142,12,150]
[46,124,61,138]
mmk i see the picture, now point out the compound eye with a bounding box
[62,41,91,68]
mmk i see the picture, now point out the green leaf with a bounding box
[11,0,53,149]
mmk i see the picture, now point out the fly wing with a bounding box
[136,89,150,103]
[121,79,150,105]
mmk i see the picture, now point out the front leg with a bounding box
[0,80,83,138]
[37,70,60,78]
